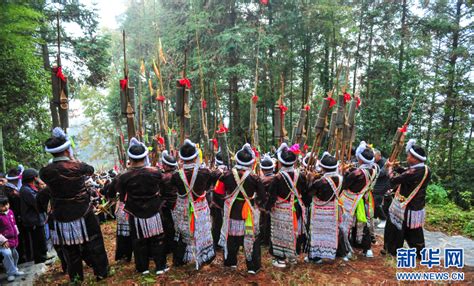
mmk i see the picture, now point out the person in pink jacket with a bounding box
[0,196,24,282]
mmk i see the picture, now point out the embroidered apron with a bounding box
[116,202,130,237]
[364,165,379,240]
[339,169,371,251]
[271,170,305,260]
[219,169,260,261]
[172,165,215,269]
[309,175,342,260]
[389,166,429,230]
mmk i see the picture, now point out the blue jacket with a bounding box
[20,184,47,227]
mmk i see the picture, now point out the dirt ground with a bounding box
[36,221,473,285]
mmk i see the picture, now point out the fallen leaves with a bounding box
[36,221,474,285]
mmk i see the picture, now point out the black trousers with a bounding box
[224,235,261,272]
[61,213,109,281]
[162,208,176,256]
[173,238,187,266]
[259,212,271,246]
[16,223,27,264]
[373,193,387,220]
[129,218,166,272]
[24,225,48,263]
[336,230,350,257]
[54,244,67,273]
[132,234,166,272]
[382,194,393,252]
[211,207,223,248]
[48,219,67,273]
[384,216,425,258]
[350,223,372,252]
[115,235,133,262]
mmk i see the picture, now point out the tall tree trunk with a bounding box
[228,80,233,131]
[425,38,442,153]
[227,0,238,143]
[365,11,374,100]
[40,26,57,129]
[439,0,462,172]
[329,12,337,90]
[323,41,330,91]
[396,0,407,102]
[303,32,311,104]
[269,1,276,144]
[290,67,293,136]
[466,122,473,158]
[352,0,365,95]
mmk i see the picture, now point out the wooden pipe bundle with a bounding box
[51,13,69,131]
[306,92,333,168]
[344,94,358,161]
[388,98,416,163]
[292,107,308,144]
[120,30,136,141]
[176,79,191,143]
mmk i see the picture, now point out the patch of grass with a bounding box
[426,202,474,238]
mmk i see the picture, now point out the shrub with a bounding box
[426,184,449,205]
[464,220,474,238]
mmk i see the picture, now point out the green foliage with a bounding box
[0,3,50,168]
[441,159,474,210]
[464,220,474,239]
[72,33,112,87]
[29,0,112,87]
[426,184,449,205]
[75,85,116,168]
[0,1,113,170]
[102,0,472,201]
[426,203,474,239]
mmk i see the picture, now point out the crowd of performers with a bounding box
[0,126,431,282]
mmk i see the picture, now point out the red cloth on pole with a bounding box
[55,66,66,82]
[343,92,351,103]
[326,97,336,108]
[252,95,259,103]
[120,78,128,91]
[178,78,191,89]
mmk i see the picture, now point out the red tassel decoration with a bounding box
[260,0,269,5]
[119,78,128,91]
[399,125,408,133]
[156,95,166,102]
[356,97,361,108]
[344,92,351,103]
[156,135,165,145]
[326,97,336,108]
[251,95,259,103]
[252,147,260,159]
[279,104,288,114]
[211,138,218,150]
[304,105,311,111]
[216,124,229,134]
[178,78,192,89]
[202,99,207,109]
[55,66,66,82]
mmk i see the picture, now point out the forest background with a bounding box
[0,0,472,235]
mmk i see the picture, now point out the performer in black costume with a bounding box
[115,138,169,275]
[384,139,431,257]
[216,143,266,274]
[40,128,108,281]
